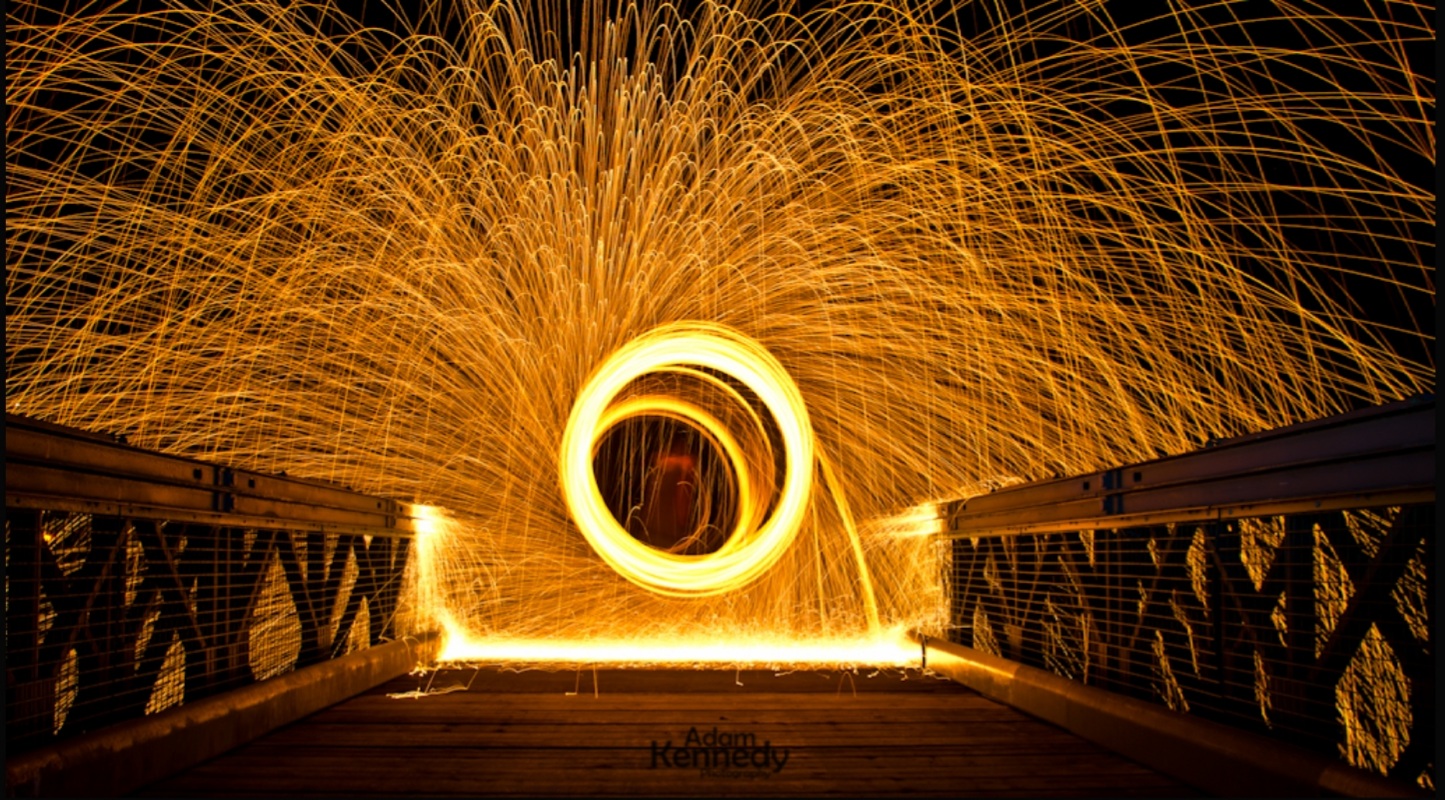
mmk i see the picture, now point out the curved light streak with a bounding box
[560,321,812,597]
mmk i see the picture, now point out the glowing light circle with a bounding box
[560,322,813,597]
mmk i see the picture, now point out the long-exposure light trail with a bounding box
[560,321,818,598]
[5,0,1433,667]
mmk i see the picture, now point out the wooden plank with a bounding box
[946,398,1434,537]
[137,668,1198,797]
[251,722,1111,750]
[306,707,1057,726]
[144,752,1184,794]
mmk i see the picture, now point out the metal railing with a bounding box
[5,398,1433,792]
[941,395,1435,790]
[5,414,419,754]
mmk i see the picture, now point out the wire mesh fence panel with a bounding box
[4,508,412,754]
[947,504,1434,790]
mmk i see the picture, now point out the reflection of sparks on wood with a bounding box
[387,679,473,700]
[4,0,1432,675]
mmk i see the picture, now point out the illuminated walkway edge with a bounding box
[437,628,921,668]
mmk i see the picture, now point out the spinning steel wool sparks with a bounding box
[560,322,830,599]
[4,1,1433,665]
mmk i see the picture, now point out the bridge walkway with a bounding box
[137,667,1195,797]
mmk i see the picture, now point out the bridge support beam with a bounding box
[918,634,1426,798]
[6,634,437,798]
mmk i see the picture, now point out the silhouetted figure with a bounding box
[643,449,697,552]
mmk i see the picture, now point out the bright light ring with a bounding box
[561,322,813,597]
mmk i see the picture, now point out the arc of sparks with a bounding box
[6,0,1431,667]
[560,321,813,597]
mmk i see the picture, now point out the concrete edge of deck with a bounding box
[6,633,438,798]
[917,634,1426,798]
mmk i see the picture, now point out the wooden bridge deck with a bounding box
[137,667,1198,797]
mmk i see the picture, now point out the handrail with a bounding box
[6,413,420,538]
[944,395,1433,537]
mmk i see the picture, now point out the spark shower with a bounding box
[6,0,1433,663]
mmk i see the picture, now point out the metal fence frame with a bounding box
[941,396,1435,789]
[5,414,419,754]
